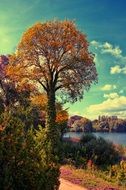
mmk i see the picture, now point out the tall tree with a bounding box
[7,20,97,151]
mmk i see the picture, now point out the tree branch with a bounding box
[55,85,63,91]
[37,80,48,92]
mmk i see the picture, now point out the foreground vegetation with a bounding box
[59,134,126,189]
[61,134,120,168]
[0,112,60,190]
[60,164,126,190]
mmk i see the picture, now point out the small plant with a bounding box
[110,160,126,187]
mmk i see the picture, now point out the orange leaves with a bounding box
[6,64,23,82]
[0,125,5,132]
[31,94,47,108]
[11,20,97,103]
[18,20,89,60]
[50,41,60,49]
[56,110,68,123]
[65,44,73,51]
[6,54,24,80]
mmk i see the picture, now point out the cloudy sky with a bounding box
[0,0,126,119]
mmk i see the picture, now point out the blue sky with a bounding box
[0,0,126,119]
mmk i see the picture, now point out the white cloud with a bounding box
[91,40,125,59]
[102,42,112,49]
[90,40,100,48]
[87,95,126,119]
[110,65,121,74]
[101,43,122,57]
[104,92,119,99]
[112,111,126,118]
[119,90,124,94]
[110,65,126,74]
[101,84,117,91]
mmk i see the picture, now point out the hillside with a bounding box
[68,115,126,133]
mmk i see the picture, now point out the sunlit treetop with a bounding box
[7,20,97,103]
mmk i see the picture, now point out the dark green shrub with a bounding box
[61,134,120,169]
[0,113,60,190]
[80,133,96,144]
[83,136,120,168]
[60,141,87,167]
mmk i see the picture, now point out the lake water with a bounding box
[63,132,126,146]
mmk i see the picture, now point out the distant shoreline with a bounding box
[68,130,126,133]
[63,132,126,146]
[68,115,126,133]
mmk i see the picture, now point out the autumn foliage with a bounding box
[7,20,97,103]
[56,110,68,123]
[1,20,98,190]
[6,20,97,140]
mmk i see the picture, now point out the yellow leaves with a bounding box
[6,54,23,81]
[16,79,36,92]
[5,57,36,92]
[6,64,23,81]
[31,94,47,108]
[120,160,126,171]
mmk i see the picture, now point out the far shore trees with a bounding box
[6,20,97,189]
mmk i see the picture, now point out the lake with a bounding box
[63,132,126,146]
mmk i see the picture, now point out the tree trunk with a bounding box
[45,88,59,160]
[46,89,56,129]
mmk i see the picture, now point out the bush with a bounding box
[60,141,87,167]
[0,113,60,190]
[61,134,120,169]
[84,137,120,168]
[80,133,96,144]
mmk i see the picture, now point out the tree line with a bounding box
[68,115,126,132]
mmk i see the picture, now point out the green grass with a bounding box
[60,165,125,190]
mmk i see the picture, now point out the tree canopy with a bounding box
[7,20,97,103]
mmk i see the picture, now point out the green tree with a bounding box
[0,113,42,190]
[0,113,60,190]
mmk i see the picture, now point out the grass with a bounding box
[60,165,126,190]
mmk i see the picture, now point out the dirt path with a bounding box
[59,178,87,190]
